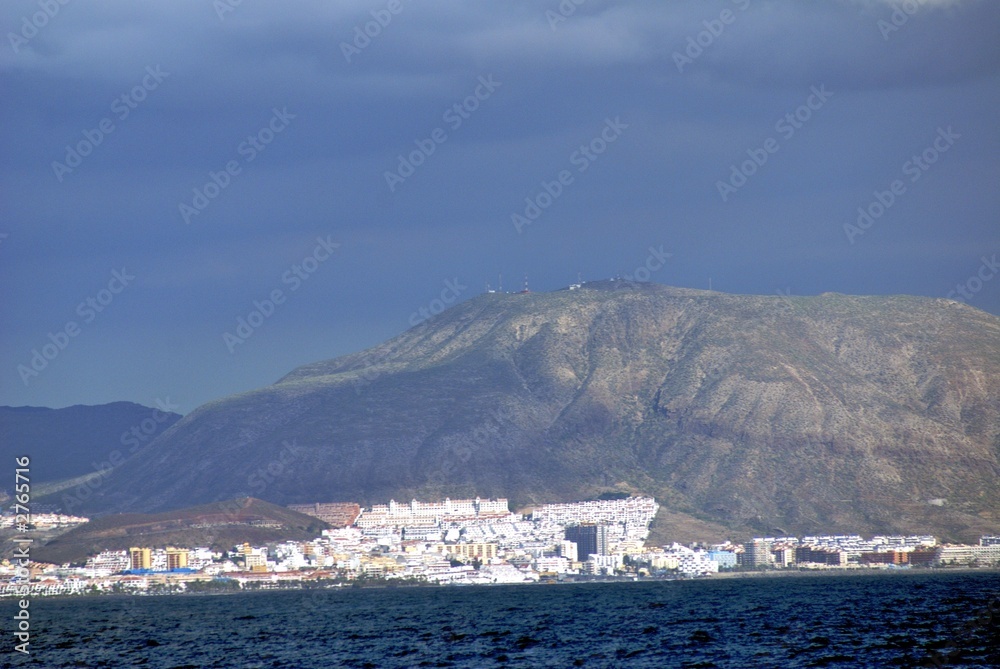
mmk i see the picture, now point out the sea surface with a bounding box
[3,571,999,668]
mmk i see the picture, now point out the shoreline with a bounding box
[710,565,1000,579]
[5,566,999,601]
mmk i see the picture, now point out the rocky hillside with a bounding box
[76,281,1000,541]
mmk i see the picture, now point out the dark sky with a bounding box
[2,0,998,413]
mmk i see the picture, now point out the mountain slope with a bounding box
[78,282,1000,541]
[0,402,181,484]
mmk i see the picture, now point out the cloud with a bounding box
[0,0,997,410]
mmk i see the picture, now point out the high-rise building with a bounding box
[165,547,189,570]
[771,545,796,568]
[128,547,151,570]
[565,525,609,559]
[743,539,773,568]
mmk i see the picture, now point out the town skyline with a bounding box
[6,494,1000,599]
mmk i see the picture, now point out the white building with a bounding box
[356,497,512,529]
[534,556,572,574]
[477,563,536,584]
[84,550,130,576]
[558,540,578,563]
[662,544,718,577]
[586,554,624,575]
[936,544,1000,566]
[530,497,659,552]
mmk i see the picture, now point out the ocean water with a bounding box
[3,571,998,668]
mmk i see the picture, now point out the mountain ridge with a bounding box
[0,401,182,485]
[72,282,1000,541]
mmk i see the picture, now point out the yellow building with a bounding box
[650,555,679,571]
[128,547,151,570]
[443,543,498,561]
[244,552,267,571]
[359,555,403,577]
[165,547,189,570]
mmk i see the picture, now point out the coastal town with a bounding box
[3,496,1000,597]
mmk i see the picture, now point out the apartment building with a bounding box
[442,543,498,561]
[356,497,511,529]
[128,547,151,570]
[287,502,361,528]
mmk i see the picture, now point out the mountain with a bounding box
[0,401,182,484]
[32,497,328,565]
[75,281,1000,541]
